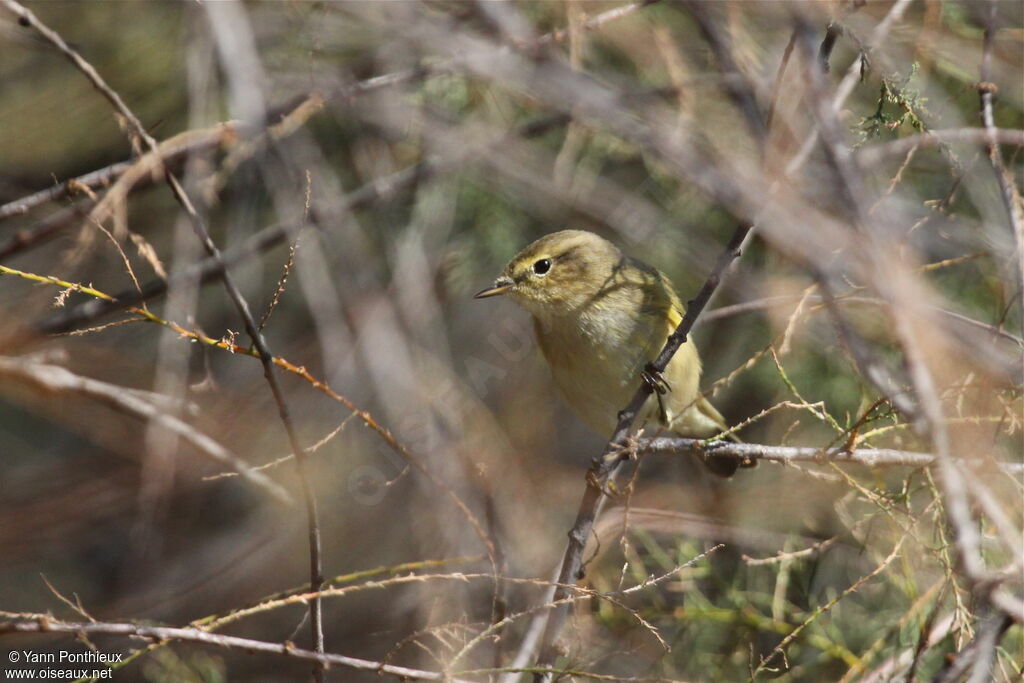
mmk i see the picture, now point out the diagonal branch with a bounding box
[0,95,323,263]
[0,1,664,228]
[0,0,328,671]
[978,0,1024,334]
[795,17,1024,627]
[30,113,569,339]
[0,124,232,222]
[0,357,294,505]
[1,260,504,607]
[681,0,767,143]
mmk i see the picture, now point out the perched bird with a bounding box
[475,229,743,477]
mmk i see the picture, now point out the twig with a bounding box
[0,618,466,683]
[701,293,1024,350]
[931,609,1014,683]
[0,124,233,223]
[24,221,291,340]
[743,533,845,567]
[784,0,916,177]
[842,579,948,682]
[903,597,953,683]
[0,94,322,265]
[203,414,354,480]
[0,1,327,671]
[638,436,1024,475]
[101,555,708,679]
[751,527,911,678]
[682,1,767,142]
[0,357,293,505]
[536,0,662,47]
[1,261,500,585]
[102,556,483,677]
[30,112,567,340]
[0,202,89,261]
[258,237,300,332]
[856,127,1024,167]
[39,574,95,623]
[978,0,1024,336]
[452,546,722,675]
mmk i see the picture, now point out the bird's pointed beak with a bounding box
[474,275,514,299]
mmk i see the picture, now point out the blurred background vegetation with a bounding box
[0,1,1021,681]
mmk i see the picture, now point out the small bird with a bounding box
[475,229,743,477]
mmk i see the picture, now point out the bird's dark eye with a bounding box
[533,258,551,275]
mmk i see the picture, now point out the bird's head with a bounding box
[474,230,622,316]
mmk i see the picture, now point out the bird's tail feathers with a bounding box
[689,397,756,477]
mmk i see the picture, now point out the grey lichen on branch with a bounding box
[637,436,1024,475]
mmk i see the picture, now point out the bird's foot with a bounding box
[585,470,621,498]
[641,362,671,395]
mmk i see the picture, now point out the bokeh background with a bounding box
[0,1,1021,681]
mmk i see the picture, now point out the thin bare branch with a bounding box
[978,0,1024,335]
[857,128,1024,167]
[639,436,1024,475]
[0,357,293,505]
[0,618,466,682]
[0,1,327,667]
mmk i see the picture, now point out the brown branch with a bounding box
[701,293,1024,383]
[784,0,916,177]
[978,0,1024,334]
[682,1,767,142]
[0,1,328,671]
[0,95,321,263]
[1,552,709,682]
[0,618,466,682]
[31,113,569,339]
[931,610,1014,683]
[536,0,662,46]
[0,125,230,223]
[856,128,1024,167]
[28,220,293,339]
[793,22,925,423]
[0,357,294,504]
[796,18,1024,628]
[0,202,88,261]
[818,22,843,73]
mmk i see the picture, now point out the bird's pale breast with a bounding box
[532,272,706,437]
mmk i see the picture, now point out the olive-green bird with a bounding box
[475,229,743,477]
